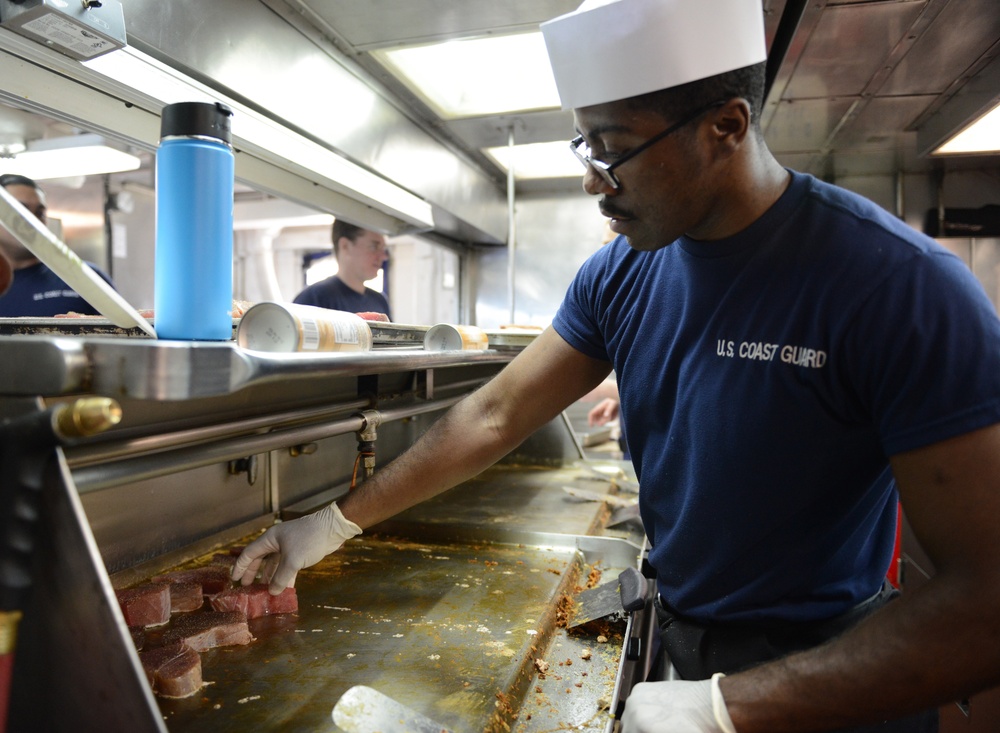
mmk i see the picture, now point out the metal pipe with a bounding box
[70,394,466,493]
[894,170,906,220]
[506,125,517,325]
[64,397,371,468]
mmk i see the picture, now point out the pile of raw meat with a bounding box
[115,551,297,699]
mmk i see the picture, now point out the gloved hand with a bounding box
[231,502,362,595]
[621,673,737,733]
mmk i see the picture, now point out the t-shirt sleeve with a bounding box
[848,249,1000,455]
[552,248,611,362]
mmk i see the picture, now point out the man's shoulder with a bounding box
[799,173,931,249]
[294,276,341,303]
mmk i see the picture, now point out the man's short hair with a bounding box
[626,62,767,131]
[331,219,365,256]
[0,173,41,191]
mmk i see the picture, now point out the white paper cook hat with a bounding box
[541,0,767,110]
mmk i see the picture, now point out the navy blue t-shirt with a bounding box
[553,170,1000,624]
[293,275,391,320]
[0,261,114,317]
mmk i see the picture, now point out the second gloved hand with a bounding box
[621,674,736,733]
[231,502,362,594]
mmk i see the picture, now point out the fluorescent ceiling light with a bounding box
[0,133,140,180]
[933,101,1000,155]
[376,33,560,119]
[82,47,434,229]
[485,141,584,180]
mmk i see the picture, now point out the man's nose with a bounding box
[582,166,616,197]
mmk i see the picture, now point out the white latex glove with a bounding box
[231,502,362,595]
[621,673,737,733]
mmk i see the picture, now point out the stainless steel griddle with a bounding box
[0,328,652,733]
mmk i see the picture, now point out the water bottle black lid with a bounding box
[160,102,233,144]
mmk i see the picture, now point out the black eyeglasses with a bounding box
[570,100,727,189]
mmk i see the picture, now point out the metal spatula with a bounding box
[332,685,453,733]
[0,185,156,338]
[568,566,648,628]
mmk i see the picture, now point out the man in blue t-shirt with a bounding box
[232,2,1000,731]
[0,173,114,317]
[293,220,392,320]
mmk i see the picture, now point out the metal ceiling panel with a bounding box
[763,97,857,153]
[783,2,924,99]
[832,96,932,150]
[880,0,1000,96]
[294,0,580,50]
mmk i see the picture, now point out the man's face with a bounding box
[573,99,717,251]
[340,229,388,282]
[0,183,47,265]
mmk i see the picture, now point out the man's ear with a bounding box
[711,98,752,153]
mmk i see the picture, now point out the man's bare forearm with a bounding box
[724,424,1000,731]
[722,567,1000,731]
[336,385,521,529]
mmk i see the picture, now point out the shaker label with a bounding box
[333,320,360,345]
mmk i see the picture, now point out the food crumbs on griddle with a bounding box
[580,649,593,660]
[597,635,608,643]
[554,593,575,628]
[495,691,514,716]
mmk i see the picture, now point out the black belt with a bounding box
[650,584,939,732]
[653,581,899,681]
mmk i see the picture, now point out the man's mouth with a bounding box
[600,202,634,223]
[601,207,635,233]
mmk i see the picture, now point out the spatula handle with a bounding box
[619,566,647,612]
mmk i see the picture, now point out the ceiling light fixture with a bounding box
[932,101,1000,155]
[0,132,141,180]
[375,33,561,119]
[485,141,583,180]
[918,53,1000,158]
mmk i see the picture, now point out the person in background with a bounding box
[234,1,1000,731]
[584,376,629,460]
[0,173,114,317]
[292,219,392,319]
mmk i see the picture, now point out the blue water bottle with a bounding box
[154,101,235,340]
